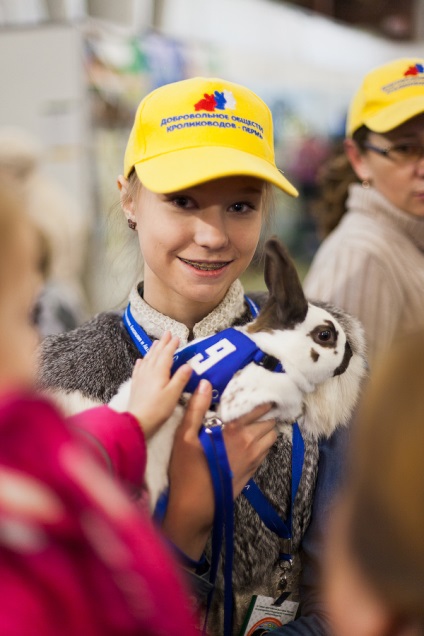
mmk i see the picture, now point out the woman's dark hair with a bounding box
[312,126,369,239]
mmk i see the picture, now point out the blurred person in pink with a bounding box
[0,178,214,635]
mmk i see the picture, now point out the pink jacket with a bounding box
[0,392,199,636]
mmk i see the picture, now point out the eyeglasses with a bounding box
[363,141,424,164]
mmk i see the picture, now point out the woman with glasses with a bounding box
[304,58,424,366]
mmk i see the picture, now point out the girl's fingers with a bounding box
[143,332,179,367]
[131,357,144,381]
[228,402,273,428]
[168,363,192,391]
[230,424,278,498]
[249,417,278,438]
[171,362,192,379]
[180,380,213,435]
[162,335,181,359]
[144,331,172,356]
[253,426,278,457]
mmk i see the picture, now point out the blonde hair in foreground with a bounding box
[348,329,424,621]
[0,179,27,286]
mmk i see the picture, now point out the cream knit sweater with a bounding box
[304,184,424,367]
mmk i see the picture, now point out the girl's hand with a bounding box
[221,406,277,499]
[162,383,277,561]
[127,331,192,440]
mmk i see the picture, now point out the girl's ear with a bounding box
[344,138,370,183]
[117,174,137,223]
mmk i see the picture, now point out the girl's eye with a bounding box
[229,201,254,214]
[171,196,195,209]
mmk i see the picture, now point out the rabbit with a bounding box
[109,237,367,634]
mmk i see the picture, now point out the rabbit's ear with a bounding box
[249,237,308,332]
[264,237,308,326]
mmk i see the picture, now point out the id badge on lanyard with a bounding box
[239,594,299,635]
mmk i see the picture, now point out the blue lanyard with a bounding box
[122,304,153,355]
[244,294,260,318]
[122,295,259,358]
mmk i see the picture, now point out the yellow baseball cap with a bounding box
[124,77,298,197]
[346,58,424,137]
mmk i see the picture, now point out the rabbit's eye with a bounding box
[308,322,337,347]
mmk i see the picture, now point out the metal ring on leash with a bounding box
[203,415,225,433]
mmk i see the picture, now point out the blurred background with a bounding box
[1,0,423,323]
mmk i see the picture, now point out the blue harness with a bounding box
[171,327,283,403]
[123,297,304,635]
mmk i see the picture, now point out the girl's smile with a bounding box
[178,257,233,274]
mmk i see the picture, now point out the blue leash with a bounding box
[242,422,304,561]
[199,420,234,635]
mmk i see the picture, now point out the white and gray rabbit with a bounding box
[109,237,367,513]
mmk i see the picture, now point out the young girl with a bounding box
[38,77,357,635]
[0,178,236,634]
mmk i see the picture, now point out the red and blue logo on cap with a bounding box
[404,63,424,77]
[194,89,236,112]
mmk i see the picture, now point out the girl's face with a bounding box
[0,223,41,392]
[126,176,264,326]
[347,114,424,217]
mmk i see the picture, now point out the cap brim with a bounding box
[133,146,298,197]
[364,95,424,133]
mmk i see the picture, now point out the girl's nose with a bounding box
[194,210,229,250]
